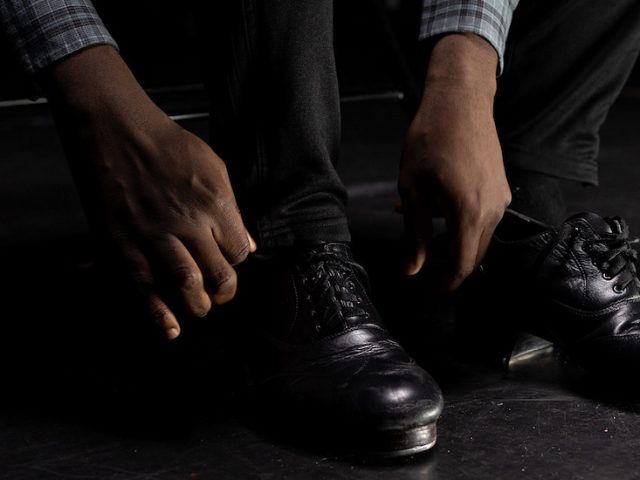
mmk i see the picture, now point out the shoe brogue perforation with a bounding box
[484,210,640,376]
[242,242,443,456]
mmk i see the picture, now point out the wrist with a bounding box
[425,33,498,98]
[39,45,159,126]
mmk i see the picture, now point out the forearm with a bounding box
[40,45,158,125]
[413,33,499,133]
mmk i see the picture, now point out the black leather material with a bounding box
[483,210,640,374]
[238,242,443,455]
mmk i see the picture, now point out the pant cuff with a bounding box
[256,215,351,249]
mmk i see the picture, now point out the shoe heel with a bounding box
[502,332,554,376]
[454,271,522,366]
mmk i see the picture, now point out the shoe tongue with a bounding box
[565,212,622,235]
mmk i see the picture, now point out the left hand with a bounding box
[398,33,512,292]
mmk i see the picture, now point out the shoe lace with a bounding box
[298,251,369,334]
[581,217,640,292]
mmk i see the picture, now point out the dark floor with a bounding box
[1,92,640,480]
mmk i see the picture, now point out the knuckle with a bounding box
[210,267,237,292]
[148,305,169,325]
[174,266,203,290]
[192,303,211,318]
[212,195,237,215]
[482,206,504,225]
[492,207,506,225]
[467,201,507,226]
[129,269,153,288]
[226,241,251,265]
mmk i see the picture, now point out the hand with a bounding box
[41,46,256,339]
[399,34,511,292]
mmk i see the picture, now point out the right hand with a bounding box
[42,46,255,340]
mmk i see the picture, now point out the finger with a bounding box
[211,201,253,267]
[120,244,181,339]
[151,235,212,318]
[182,231,238,306]
[445,216,482,292]
[401,190,433,276]
[145,291,181,340]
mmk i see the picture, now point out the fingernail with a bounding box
[166,328,180,340]
[248,233,257,252]
[403,256,417,275]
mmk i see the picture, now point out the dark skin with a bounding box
[42,46,256,340]
[400,33,511,291]
[40,32,509,339]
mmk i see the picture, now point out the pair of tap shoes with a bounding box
[232,209,640,457]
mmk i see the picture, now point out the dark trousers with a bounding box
[194,0,640,249]
[496,0,640,185]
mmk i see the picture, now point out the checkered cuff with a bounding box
[0,0,118,73]
[420,0,520,74]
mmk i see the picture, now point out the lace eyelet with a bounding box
[613,284,626,294]
[602,272,613,280]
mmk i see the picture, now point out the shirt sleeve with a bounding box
[0,0,118,73]
[420,0,520,74]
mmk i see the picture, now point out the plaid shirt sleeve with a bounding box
[420,0,520,74]
[0,0,118,73]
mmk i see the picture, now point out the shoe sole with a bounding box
[245,394,439,458]
[359,423,438,458]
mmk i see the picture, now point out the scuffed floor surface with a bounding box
[1,94,639,479]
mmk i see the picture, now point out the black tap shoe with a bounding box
[237,242,443,457]
[481,209,640,378]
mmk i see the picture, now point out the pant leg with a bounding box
[495,0,640,185]
[194,0,350,248]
